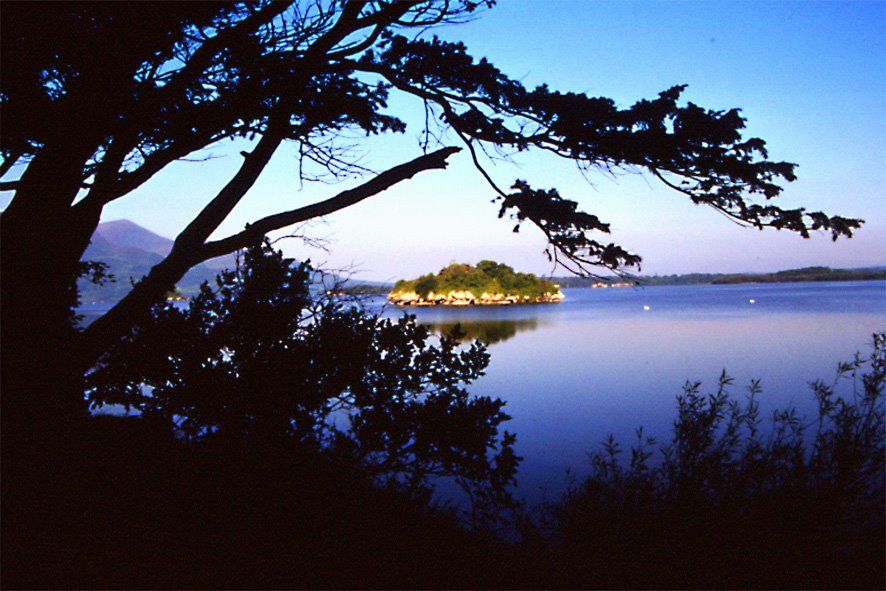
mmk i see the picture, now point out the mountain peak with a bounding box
[95,219,173,256]
[81,219,237,303]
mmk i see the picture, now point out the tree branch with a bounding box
[200,146,461,260]
[72,3,294,212]
[174,116,289,256]
[162,2,294,99]
[327,2,414,59]
[77,131,218,209]
[80,146,461,369]
[169,4,376,254]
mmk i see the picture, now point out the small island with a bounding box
[389,261,564,306]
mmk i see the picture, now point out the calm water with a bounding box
[80,281,886,501]
[379,281,886,500]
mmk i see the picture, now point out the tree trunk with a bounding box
[1,144,101,438]
[77,249,203,372]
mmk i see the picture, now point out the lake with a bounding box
[377,281,886,501]
[80,280,886,502]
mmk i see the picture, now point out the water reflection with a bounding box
[423,318,541,345]
[468,282,885,502]
[76,282,885,504]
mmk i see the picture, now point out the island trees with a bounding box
[1,1,863,432]
[389,260,562,305]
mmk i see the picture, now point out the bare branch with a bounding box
[87,132,221,207]
[200,146,461,260]
[169,7,386,251]
[175,109,290,252]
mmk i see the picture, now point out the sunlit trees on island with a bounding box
[389,260,563,305]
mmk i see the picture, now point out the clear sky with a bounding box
[9,1,886,281]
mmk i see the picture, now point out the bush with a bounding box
[541,334,885,588]
[86,244,519,506]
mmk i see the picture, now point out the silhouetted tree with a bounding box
[0,2,862,443]
[86,243,519,507]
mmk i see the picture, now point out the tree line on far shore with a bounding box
[552,266,886,288]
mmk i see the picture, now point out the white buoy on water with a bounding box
[643,305,651,311]
[749,299,756,304]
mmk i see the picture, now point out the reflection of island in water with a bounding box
[423,319,541,345]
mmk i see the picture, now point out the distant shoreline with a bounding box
[80,265,885,305]
[550,266,886,289]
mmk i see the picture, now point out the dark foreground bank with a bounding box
[5,342,883,590]
[5,247,883,588]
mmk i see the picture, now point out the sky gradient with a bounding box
[7,1,884,281]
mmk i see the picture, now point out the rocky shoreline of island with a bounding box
[387,288,564,306]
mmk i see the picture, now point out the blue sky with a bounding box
[8,1,885,280]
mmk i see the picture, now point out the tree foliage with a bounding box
[1,1,863,392]
[87,243,520,502]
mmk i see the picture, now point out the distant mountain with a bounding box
[79,220,236,304]
[92,219,173,256]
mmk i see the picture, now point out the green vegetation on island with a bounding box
[390,261,563,305]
